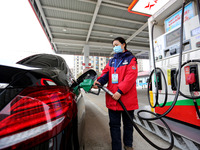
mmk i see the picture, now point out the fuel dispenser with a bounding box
[148,0,200,127]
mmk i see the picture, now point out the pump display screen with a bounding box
[191,26,200,37]
[165,28,181,47]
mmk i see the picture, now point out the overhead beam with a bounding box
[52,38,150,51]
[50,26,144,38]
[57,50,112,57]
[42,5,92,16]
[101,2,127,11]
[78,0,96,4]
[47,17,148,34]
[52,32,149,45]
[50,26,149,45]
[102,0,129,7]
[53,32,86,38]
[126,22,148,43]
[50,26,88,33]
[98,14,144,25]
[95,23,148,33]
[46,17,90,25]
[79,0,127,11]
[42,5,144,25]
[57,48,149,58]
[86,0,102,43]
[34,0,58,51]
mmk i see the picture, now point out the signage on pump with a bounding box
[165,2,195,32]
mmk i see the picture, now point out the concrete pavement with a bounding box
[83,89,180,150]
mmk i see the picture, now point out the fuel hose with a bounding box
[143,0,200,121]
[146,14,168,109]
[196,0,200,23]
[96,84,174,150]
[175,59,200,99]
[138,0,186,121]
[175,59,200,118]
[100,1,186,149]
[93,1,189,149]
[147,67,168,108]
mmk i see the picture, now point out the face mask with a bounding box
[113,45,123,53]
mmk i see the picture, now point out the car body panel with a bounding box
[0,54,85,150]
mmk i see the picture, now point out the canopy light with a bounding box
[128,0,170,17]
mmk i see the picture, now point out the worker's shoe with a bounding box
[124,146,134,150]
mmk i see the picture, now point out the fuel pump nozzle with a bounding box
[186,67,200,118]
[72,69,100,96]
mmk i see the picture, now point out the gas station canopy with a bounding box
[29,0,150,58]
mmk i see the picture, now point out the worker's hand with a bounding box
[93,80,101,89]
[112,91,121,101]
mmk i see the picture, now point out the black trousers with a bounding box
[108,109,134,150]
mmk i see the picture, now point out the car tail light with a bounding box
[0,86,75,149]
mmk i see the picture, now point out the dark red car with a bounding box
[0,54,85,150]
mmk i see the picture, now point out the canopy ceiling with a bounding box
[29,0,150,59]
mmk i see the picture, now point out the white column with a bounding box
[83,45,90,71]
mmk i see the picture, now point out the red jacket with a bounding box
[97,51,138,111]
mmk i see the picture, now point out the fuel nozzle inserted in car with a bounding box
[72,69,100,96]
